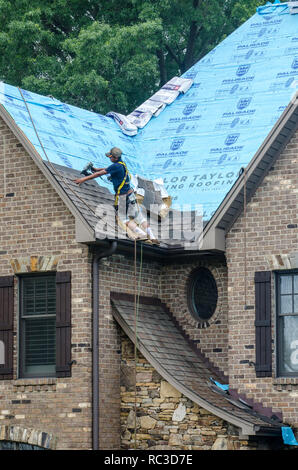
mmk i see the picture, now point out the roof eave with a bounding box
[88,237,225,263]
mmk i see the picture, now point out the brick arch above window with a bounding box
[10,255,60,274]
[0,424,57,449]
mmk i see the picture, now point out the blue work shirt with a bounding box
[106,158,131,195]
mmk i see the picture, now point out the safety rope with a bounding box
[134,239,137,448]
[19,87,148,452]
[133,238,143,449]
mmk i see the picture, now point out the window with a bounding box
[0,440,45,450]
[276,270,298,377]
[19,275,56,378]
[187,267,218,323]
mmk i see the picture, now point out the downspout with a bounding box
[92,241,118,450]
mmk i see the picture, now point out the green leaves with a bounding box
[0,0,279,114]
[61,20,161,114]
[231,0,266,26]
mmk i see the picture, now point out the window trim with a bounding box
[18,273,57,379]
[187,267,218,324]
[275,269,298,378]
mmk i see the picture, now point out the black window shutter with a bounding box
[56,272,72,378]
[255,271,272,377]
[0,276,14,379]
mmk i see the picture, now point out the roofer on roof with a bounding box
[74,147,159,243]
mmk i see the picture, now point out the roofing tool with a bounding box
[80,162,96,176]
[80,161,114,186]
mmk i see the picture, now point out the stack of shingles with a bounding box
[137,176,201,248]
[136,177,162,214]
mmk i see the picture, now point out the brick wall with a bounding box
[160,258,229,376]
[226,129,298,427]
[0,118,94,449]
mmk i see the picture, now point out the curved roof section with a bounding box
[0,2,297,222]
[111,292,283,437]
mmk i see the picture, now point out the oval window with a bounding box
[187,267,218,322]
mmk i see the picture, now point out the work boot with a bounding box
[136,235,149,241]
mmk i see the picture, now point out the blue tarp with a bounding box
[0,2,297,221]
[0,82,142,180]
[282,426,298,445]
[210,377,229,391]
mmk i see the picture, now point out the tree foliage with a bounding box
[0,0,279,114]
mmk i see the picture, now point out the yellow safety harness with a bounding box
[114,161,131,207]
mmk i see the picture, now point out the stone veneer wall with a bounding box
[120,334,260,450]
[225,129,298,427]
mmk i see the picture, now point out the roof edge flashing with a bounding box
[289,2,298,15]
[257,1,290,16]
[256,1,298,16]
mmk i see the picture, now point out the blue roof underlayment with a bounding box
[0,1,298,221]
